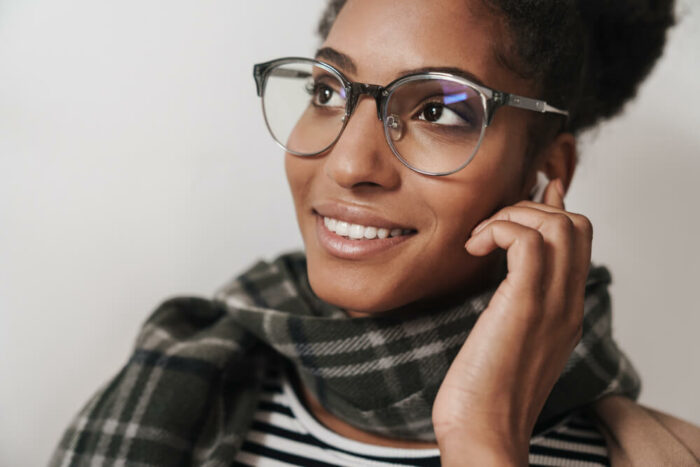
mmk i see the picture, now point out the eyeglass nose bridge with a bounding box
[344,82,387,122]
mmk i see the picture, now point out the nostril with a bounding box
[352,181,382,189]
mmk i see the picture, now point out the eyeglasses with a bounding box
[253,57,568,176]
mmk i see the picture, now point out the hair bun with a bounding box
[571,0,676,131]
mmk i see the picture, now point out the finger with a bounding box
[567,213,593,286]
[542,178,565,210]
[560,213,593,331]
[502,200,593,289]
[469,206,574,306]
[466,220,545,302]
[473,184,566,234]
[497,204,591,334]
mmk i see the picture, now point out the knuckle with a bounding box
[494,207,512,220]
[490,219,509,230]
[550,212,575,235]
[523,228,545,249]
[500,205,525,221]
[573,214,594,239]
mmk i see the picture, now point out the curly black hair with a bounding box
[316,0,675,139]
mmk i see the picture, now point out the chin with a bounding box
[305,254,414,315]
[305,242,504,317]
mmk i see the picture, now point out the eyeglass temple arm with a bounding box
[254,63,312,97]
[494,91,569,117]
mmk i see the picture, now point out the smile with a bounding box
[314,213,417,260]
[322,216,415,240]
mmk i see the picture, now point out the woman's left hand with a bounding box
[432,178,594,466]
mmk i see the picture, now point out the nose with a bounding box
[323,98,402,191]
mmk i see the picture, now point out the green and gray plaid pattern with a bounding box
[50,250,641,466]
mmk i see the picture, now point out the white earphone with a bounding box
[529,170,550,203]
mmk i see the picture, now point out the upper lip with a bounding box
[312,201,416,231]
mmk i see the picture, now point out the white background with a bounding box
[1,1,699,465]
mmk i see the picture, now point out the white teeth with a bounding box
[322,216,412,240]
[348,224,364,239]
[335,221,349,236]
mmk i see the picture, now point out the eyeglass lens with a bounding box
[262,60,487,174]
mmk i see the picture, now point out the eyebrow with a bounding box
[314,46,487,87]
[315,47,358,74]
[399,66,487,87]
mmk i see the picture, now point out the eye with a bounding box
[416,101,472,126]
[305,80,346,108]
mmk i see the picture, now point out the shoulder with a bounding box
[585,395,700,466]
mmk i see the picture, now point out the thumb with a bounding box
[543,178,565,209]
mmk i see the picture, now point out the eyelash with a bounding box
[306,81,345,108]
[412,100,476,128]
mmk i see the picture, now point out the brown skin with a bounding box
[287,0,539,316]
[284,0,590,463]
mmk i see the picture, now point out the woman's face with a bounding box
[286,0,540,315]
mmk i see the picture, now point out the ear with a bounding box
[527,132,577,197]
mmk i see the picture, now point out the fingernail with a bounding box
[556,179,565,197]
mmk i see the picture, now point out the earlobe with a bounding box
[528,132,577,198]
[545,132,577,193]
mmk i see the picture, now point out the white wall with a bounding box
[1,1,698,465]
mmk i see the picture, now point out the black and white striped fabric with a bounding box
[234,369,611,467]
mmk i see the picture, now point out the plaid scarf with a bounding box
[50,250,641,466]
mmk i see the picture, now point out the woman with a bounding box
[50,0,700,465]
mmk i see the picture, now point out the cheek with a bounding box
[284,152,312,210]
[410,142,524,271]
[416,167,505,244]
[285,151,328,251]
[419,195,486,286]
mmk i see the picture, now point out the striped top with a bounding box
[233,370,611,467]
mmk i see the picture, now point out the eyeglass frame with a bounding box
[253,56,569,176]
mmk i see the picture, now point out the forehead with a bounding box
[322,0,529,95]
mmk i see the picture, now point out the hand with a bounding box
[432,178,594,466]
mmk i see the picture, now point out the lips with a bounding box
[312,201,417,232]
[311,201,417,260]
